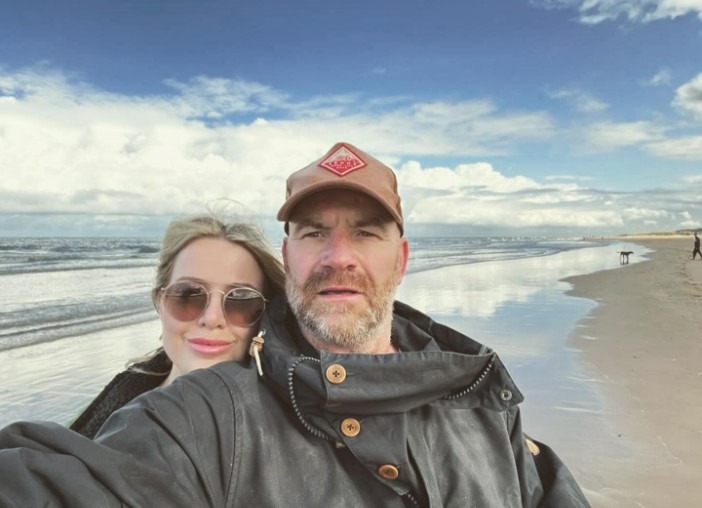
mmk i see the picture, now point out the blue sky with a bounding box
[1,0,701,238]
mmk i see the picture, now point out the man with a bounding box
[693,231,701,260]
[0,142,590,507]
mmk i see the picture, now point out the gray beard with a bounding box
[285,271,396,352]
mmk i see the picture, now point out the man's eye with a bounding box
[302,230,323,238]
[358,230,378,238]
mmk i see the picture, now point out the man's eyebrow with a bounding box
[292,217,327,230]
[353,215,390,229]
[291,214,391,230]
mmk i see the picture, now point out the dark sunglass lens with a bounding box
[224,288,265,326]
[163,283,208,321]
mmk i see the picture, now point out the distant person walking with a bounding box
[693,232,701,260]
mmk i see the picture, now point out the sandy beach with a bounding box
[563,238,702,507]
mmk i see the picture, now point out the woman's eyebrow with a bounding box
[173,278,258,290]
[172,276,205,283]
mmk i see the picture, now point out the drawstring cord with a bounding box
[249,329,266,376]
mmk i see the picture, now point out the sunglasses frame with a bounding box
[159,281,267,327]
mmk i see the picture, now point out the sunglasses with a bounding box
[160,281,267,327]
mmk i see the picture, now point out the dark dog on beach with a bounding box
[617,251,633,264]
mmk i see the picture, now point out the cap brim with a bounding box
[277,181,403,227]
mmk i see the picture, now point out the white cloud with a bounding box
[398,161,540,192]
[544,174,596,182]
[340,100,555,156]
[672,73,702,118]
[1,65,701,236]
[410,195,624,228]
[548,88,608,113]
[163,76,289,119]
[683,174,702,184]
[621,207,675,221]
[532,0,702,24]
[642,68,672,87]
[646,135,702,160]
[396,160,697,231]
[581,120,666,151]
[0,66,556,223]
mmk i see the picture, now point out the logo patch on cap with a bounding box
[319,145,367,176]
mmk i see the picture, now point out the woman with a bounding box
[70,212,285,438]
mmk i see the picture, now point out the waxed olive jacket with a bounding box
[0,298,590,508]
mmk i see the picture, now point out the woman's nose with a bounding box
[198,291,227,328]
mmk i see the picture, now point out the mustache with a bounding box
[302,270,369,294]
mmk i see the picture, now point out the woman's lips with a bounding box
[187,338,234,355]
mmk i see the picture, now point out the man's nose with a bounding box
[321,233,356,270]
[198,292,227,329]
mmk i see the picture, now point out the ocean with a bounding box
[0,237,160,351]
[0,235,599,352]
[0,235,645,433]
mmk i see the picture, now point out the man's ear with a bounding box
[396,238,409,283]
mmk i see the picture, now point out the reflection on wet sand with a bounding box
[397,241,646,489]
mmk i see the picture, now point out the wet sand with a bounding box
[0,319,160,427]
[563,238,702,507]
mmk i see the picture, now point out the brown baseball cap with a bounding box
[277,142,404,233]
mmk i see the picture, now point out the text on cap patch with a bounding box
[318,144,367,176]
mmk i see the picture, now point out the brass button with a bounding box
[340,418,361,437]
[378,464,399,480]
[326,364,347,384]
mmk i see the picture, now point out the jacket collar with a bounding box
[259,296,523,418]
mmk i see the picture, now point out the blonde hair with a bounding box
[150,212,284,305]
[129,210,284,372]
